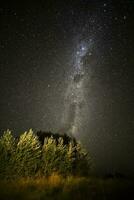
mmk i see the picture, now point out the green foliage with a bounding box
[66,141,91,176]
[41,136,91,176]
[42,137,70,175]
[0,130,16,178]
[75,142,91,176]
[14,129,41,177]
[0,129,91,179]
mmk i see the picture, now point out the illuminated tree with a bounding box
[66,140,77,174]
[75,142,91,176]
[0,130,15,178]
[0,129,91,178]
[41,135,91,176]
[14,129,41,176]
[42,136,69,175]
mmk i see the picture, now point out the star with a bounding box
[81,46,85,51]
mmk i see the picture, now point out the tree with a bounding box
[41,136,70,176]
[75,142,91,176]
[0,129,91,178]
[0,130,16,178]
[14,129,41,177]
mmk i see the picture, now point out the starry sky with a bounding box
[0,0,134,175]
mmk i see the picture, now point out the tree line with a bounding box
[0,129,91,179]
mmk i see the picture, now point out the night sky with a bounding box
[0,0,134,175]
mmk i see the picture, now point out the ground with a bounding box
[0,174,134,200]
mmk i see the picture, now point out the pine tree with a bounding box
[14,129,41,177]
[66,140,77,174]
[0,130,16,179]
[54,137,69,174]
[42,136,69,175]
[42,136,57,175]
[0,129,91,178]
[75,142,91,176]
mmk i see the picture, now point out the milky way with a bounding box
[62,41,92,136]
[0,0,134,175]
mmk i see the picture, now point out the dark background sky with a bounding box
[0,0,134,176]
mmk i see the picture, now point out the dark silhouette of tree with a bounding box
[36,131,76,146]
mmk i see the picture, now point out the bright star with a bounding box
[81,46,85,51]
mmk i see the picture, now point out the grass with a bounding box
[0,174,134,200]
